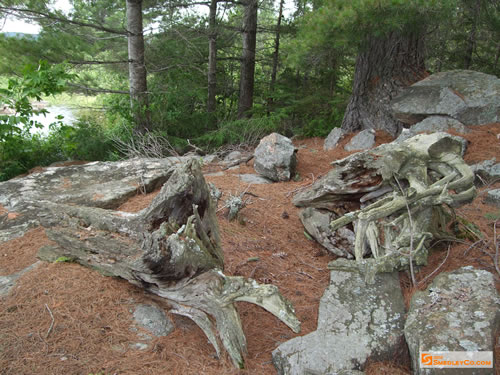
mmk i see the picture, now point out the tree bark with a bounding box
[207,0,218,114]
[37,160,300,368]
[237,0,258,119]
[341,31,427,137]
[126,0,151,132]
[267,0,284,113]
[464,0,481,69]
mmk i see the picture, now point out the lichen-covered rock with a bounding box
[254,133,297,182]
[133,304,174,337]
[344,129,376,152]
[405,266,500,375]
[391,70,500,126]
[272,259,406,375]
[324,127,346,150]
[299,207,355,258]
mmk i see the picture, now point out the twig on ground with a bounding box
[222,155,254,170]
[394,175,417,286]
[44,304,55,339]
[418,244,451,286]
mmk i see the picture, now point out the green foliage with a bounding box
[54,256,75,263]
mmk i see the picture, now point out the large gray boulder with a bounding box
[0,158,176,243]
[405,266,500,375]
[391,70,500,126]
[254,133,297,182]
[272,259,406,375]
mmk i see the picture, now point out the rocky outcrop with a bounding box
[254,133,297,182]
[391,70,500,126]
[405,266,500,375]
[273,259,406,375]
[344,129,376,151]
[324,127,346,150]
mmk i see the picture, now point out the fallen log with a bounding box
[37,160,300,368]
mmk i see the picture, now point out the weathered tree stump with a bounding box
[37,160,300,368]
[294,132,476,282]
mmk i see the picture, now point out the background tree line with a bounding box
[0,0,499,180]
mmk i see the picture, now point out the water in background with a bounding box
[30,105,76,136]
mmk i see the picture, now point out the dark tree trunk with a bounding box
[237,0,258,119]
[341,31,426,136]
[267,0,284,113]
[464,0,481,69]
[126,0,151,132]
[207,0,218,114]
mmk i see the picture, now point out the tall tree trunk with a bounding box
[207,0,218,114]
[341,31,426,137]
[464,0,481,69]
[267,0,284,113]
[126,0,151,132]
[237,0,258,119]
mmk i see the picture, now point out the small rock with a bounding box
[254,133,297,182]
[324,128,346,150]
[470,158,500,185]
[130,342,149,351]
[224,151,242,162]
[485,189,500,207]
[132,304,174,337]
[344,129,376,152]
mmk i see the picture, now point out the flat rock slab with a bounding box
[0,262,41,297]
[392,70,500,126]
[405,266,500,375]
[239,174,273,184]
[0,158,176,243]
[272,259,405,375]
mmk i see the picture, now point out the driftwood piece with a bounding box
[37,160,300,368]
[295,133,476,282]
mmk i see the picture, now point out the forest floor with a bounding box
[1,124,500,375]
